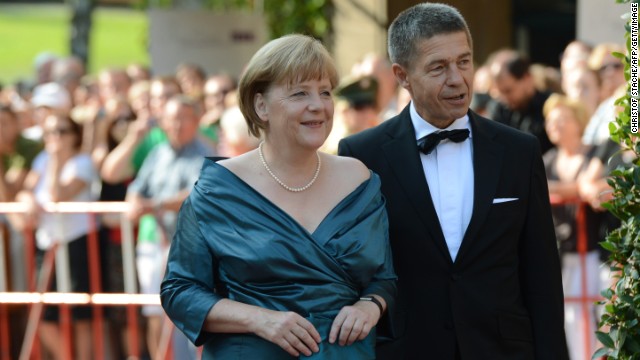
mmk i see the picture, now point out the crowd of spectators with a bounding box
[473,41,627,360]
[0,37,630,359]
[0,54,254,359]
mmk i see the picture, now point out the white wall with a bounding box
[578,0,628,45]
[332,0,388,77]
[148,9,267,78]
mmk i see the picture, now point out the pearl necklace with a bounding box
[258,141,321,192]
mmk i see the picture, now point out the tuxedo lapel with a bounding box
[381,109,452,263]
[456,112,504,263]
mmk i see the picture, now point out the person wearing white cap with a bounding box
[24,82,72,141]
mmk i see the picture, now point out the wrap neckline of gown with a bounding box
[210,161,376,238]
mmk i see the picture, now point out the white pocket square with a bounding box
[492,197,519,204]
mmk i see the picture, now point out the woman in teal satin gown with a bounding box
[161,34,397,359]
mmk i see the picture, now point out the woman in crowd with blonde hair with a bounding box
[542,94,609,360]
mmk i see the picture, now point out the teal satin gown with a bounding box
[161,159,397,359]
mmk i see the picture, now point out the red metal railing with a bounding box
[550,196,605,359]
[0,201,176,360]
[1,198,608,359]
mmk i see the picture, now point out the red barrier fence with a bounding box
[550,196,606,360]
[0,198,608,359]
[0,201,175,360]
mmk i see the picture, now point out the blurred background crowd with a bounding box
[0,1,633,359]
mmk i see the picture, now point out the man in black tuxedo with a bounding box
[338,3,568,359]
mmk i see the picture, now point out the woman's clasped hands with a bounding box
[253,309,321,357]
[253,299,380,357]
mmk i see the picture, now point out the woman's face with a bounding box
[130,89,150,117]
[42,115,77,154]
[545,105,582,146]
[563,69,600,111]
[255,77,334,150]
[597,53,625,100]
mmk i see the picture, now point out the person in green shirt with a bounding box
[0,103,43,343]
[0,104,43,202]
[103,76,219,183]
[102,76,182,183]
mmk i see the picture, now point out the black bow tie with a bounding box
[417,129,470,155]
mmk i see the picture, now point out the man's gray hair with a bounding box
[167,94,203,117]
[388,3,472,68]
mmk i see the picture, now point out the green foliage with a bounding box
[135,0,333,41]
[261,0,333,40]
[595,1,640,359]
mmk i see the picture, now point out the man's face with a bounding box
[392,31,474,128]
[493,72,532,111]
[161,101,200,149]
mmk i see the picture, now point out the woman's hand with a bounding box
[252,309,321,357]
[23,195,41,228]
[328,299,380,346]
[128,114,154,143]
[13,190,40,229]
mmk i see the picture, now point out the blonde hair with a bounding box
[128,80,150,103]
[543,93,591,133]
[587,43,625,70]
[238,34,339,137]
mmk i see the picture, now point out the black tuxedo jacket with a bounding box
[338,107,568,360]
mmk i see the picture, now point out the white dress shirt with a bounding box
[410,102,474,261]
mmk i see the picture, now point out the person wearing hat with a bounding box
[321,76,382,155]
[335,75,381,136]
[24,82,72,141]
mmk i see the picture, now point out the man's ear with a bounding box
[254,93,268,122]
[392,63,411,92]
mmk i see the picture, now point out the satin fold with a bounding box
[161,159,396,358]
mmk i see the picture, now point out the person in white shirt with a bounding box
[15,113,99,360]
[339,3,568,359]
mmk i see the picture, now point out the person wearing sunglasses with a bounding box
[582,43,626,147]
[15,113,99,360]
